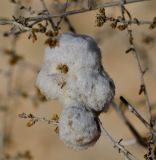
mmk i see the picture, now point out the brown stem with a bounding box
[26,0,150,22]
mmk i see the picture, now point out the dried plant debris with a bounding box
[149,17,156,29]
[44,30,59,48]
[19,113,58,127]
[28,24,47,43]
[3,49,23,65]
[96,8,107,27]
[96,8,156,30]
[28,25,59,47]
[35,87,47,102]
[0,151,33,160]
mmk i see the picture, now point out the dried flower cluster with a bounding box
[96,8,156,30]
[36,32,115,149]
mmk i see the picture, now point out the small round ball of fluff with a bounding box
[59,106,101,150]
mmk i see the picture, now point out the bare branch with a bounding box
[99,120,139,160]
[112,101,148,147]
[18,113,58,127]
[0,0,153,36]
[118,1,153,124]
[21,0,151,22]
[126,29,152,123]
[40,0,56,30]
[120,96,156,136]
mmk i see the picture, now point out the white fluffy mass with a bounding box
[36,32,115,150]
[58,106,101,150]
[36,32,115,112]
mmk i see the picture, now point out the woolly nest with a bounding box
[36,32,115,149]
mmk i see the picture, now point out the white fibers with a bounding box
[59,106,101,150]
[36,32,115,149]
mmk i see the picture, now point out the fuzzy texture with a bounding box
[58,106,101,150]
[61,68,115,112]
[36,32,115,112]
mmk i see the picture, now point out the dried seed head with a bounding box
[59,106,101,150]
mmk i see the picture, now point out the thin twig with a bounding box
[119,0,152,124]
[99,119,138,160]
[0,0,153,36]
[0,16,152,36]
[117,4,156,158]
[18,113,58,126]
[10,0,36,15]
[127,30,152,123]
[112,101,148,147]
[120,96,156,136]
[56,0,69,29]
[40,0,56,30]
[24,0,151,22]
[121,139,137,146]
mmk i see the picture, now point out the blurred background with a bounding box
[0,0,156,160]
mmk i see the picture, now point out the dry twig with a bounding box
[99,120,138,160]
[112,101,148,147]
[120,96,156,136]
